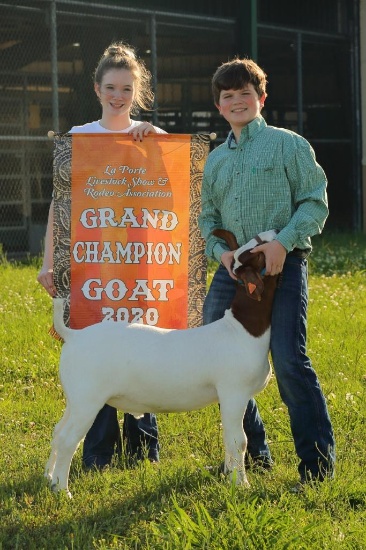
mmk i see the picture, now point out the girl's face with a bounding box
[217,83,266,133]
[95,68,135,118]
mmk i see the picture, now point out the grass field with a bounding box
[0,232,365,549]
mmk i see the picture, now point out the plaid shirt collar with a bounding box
[226,115,266,149]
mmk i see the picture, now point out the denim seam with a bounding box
[295,260,326,455]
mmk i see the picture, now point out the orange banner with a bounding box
[70,134,191,329]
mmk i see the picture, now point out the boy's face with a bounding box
[216,83,265,133]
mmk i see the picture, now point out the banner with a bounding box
[52,133,210,330]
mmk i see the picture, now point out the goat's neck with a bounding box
[230,277,278,338]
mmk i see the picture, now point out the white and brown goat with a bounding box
[45,229,278,497]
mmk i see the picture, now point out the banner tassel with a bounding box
[48,324,64,343]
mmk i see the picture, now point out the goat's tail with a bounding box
[52,298,73,342]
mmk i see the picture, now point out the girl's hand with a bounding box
[129,122,157,141]
[37,268,56,297]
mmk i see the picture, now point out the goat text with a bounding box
[81,278,174,302]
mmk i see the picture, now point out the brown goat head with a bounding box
[210,228,278,301]
[234,250,266,301]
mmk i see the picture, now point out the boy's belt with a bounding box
[288,248,310,259]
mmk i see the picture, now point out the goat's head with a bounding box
[233,230,278,301]
[212,229,278,302]
[233,250,266,301]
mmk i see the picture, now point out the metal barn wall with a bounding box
[361,0,366,232]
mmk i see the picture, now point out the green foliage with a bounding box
[1,233,365,549]
[309,231,366,275]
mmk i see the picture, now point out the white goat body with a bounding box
[45,229,278,496]
[56,307,271,415]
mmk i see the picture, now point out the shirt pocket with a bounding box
[249,156,275,181]
[246,154,290,208]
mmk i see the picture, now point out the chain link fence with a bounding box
[0,0,237,255]
[0,0,361,255]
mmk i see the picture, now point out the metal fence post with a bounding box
[50,0,59,132]
[150,13,158,126]
[296,32,303,136]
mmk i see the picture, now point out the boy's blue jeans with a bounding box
[203,255,335,481]
[83,406,159,468]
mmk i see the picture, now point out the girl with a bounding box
[38,42,165,470]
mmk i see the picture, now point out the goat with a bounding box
[45,229,278,497]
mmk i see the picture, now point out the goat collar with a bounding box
[254,235,264,245]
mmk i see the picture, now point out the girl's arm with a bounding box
[37,199,56,296]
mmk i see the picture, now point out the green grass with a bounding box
[0,233,365,549]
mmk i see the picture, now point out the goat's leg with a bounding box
[218,392,250,486]
[45,405,71,482]
[48,403,101,497]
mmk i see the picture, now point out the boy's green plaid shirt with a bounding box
[199,116,328,262]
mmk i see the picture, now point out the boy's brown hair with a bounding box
[212,58,267,105]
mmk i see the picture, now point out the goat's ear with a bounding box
[212,229,239,251]
[241,268,265,301]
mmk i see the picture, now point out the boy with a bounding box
[198,58,335,488]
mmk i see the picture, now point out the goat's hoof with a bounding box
[230,477,250,487]
[228,470,250,487]
[50,484,72,499]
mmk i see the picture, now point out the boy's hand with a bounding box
[251,240,286,276]
[221,250,237,280]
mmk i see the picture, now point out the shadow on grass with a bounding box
[0,462,222,549]
[1,460,365,549]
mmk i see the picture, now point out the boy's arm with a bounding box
[276,136,329,252]
[198,174,229,262]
